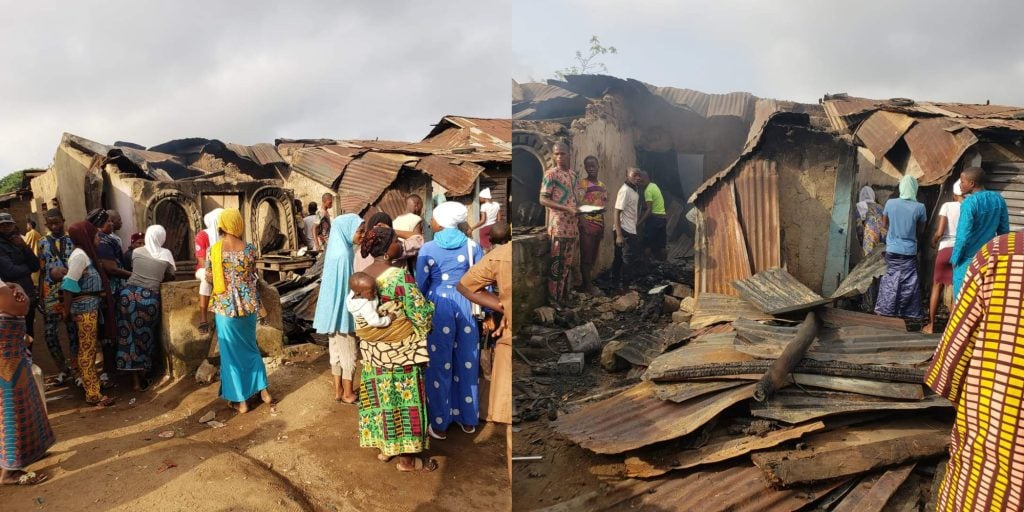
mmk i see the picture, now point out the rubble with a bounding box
[195,360,218,384]
[611,292,640,312]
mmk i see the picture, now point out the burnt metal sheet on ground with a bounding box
[612,332,670,367]
[651,380,746,403]
[414,155,484,196]
[539,463,845,512]
[690,293,772,329]
[902,118,979,186]
[731,268,830,315]
[645,332,753,382]
[551,382,756,454]
[832,463,916,512]
[732,318,938,366]
[624,421,827,478]
[831,248,886,299]
[749,389,951,424]
[820,306,906,331]
[854,111,916,163]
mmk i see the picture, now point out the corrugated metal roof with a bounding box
[290,147,364,188]
[645,85,755,120]
[513,82,578,103]
[733,159,781,274]
[689,293,773,329]
[548,463,845,512]
[551,382,756,454]
[902,118,978,185]
[250,143,286,166]
[414,155,483,196]
[749,389,951,424]
[822,96,885,133]
[854,111,916,163]
[334,152,415,212]
[731,268,830,315]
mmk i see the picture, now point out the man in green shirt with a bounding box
[637,170,667,261]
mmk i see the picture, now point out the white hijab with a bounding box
[855,186,876,219]
[145,225,177,270]
[432,201,468,229]
[204,208,223,246]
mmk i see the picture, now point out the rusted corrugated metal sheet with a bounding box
[819,307,906,331]
[514,82,578,103]
[414,155,484,196]
[733,159,780,274]
[749,389,951,424]
[731,268,830,315]
[822,96,885,133]
[645,85,755,120]
[854,111,916,163]
[689,293,773,329]
[250,143,286,166]
[291,147,364,188]
[335,152,416,212]
[551,381,756,454]
[831,248,886,299]
[544,463,845,512]
[902,118,978,185]
[696,182,751,296]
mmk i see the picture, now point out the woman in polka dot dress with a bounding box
[416,202,484,440]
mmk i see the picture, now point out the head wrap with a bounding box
[87,208,109,228]
[44,208,63,220]
[312,214,364,334]
[204,208,223,246]
[130,232,144,245]
[67,221,110,293]
[217,208,244,238]
[360,226,396,259]
[211,208,244,295]
[855,186,876,219]
[432,201,468,229]
[953,181,963,196]
[899,175,919,201]
[145,225,177,271]
[479,188,492,200]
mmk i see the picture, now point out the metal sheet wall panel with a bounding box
[697,182,752,295]
[733,159,780,274]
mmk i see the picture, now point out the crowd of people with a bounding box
[539,142,669,309]
[0,190,511,485]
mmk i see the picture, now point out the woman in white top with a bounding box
[923,181,964,333]
[472,188,501,251]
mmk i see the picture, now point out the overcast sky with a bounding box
[0,0,510,175]
[514,0,1024,107]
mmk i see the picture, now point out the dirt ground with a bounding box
[2,338,510,512]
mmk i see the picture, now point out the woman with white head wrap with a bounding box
[471,188,501,251]
[415,202,484,440]
[116,224,176,391]
[923,180,965,333]
[196,208,222,333]
[855,185,887,256]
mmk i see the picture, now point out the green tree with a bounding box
[0,171,25,194]
[556,36,618,79]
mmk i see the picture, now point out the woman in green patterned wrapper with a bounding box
[357,225,437,472]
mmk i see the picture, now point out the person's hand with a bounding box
[388,312,398,321]
[10,284,27,303]
[482,315,498,333]
[615,232,624,247]
[492,315,509,339]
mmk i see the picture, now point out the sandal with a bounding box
[396,457,438,473]
[377,453,393,463]
[87,396,116,407]
[459,423,476,434]
[428,425,447,441]
[2,471,48,486]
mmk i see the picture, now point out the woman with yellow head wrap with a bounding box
[202,208,271,413]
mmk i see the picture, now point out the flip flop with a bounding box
[428,425,447,440]
[87,396,116,407]
[396,457,438,473]
[377,454,393,462]
[460,424,476,434]
[2,471,48,486]
[337,398,358,405]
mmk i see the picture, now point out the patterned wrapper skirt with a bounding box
[0,315,55,470]
[358,364,429,457]
[116,284,160,372]
[874,252,924,319]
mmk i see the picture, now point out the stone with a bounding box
[663,295,681,314]
[612,291,641,313]
[565,322,602,354]
[672,311,692,325]
[195,359,218,384]
[198,411,216,424]
[669,283,693,299]
[600,340,630,372]
[600,311,616,321]
[556,352,585,375]
[534,307,556,325]
[596,302,615,313]
[679,296,696,314]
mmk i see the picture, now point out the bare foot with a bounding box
[231,401,249,414]
[341,393,357,404]
[921,323,934,334]
[260,389,273,404]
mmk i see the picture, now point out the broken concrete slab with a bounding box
[669,282,693,299]
[752,419,948,487]
[565,322,601,353]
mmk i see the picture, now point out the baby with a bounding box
[347,272,396,327]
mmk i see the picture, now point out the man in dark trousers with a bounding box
[0,212,41,342]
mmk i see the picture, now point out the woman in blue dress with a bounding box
[416,201,483,440]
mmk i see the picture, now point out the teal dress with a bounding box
[952,190,1010,299]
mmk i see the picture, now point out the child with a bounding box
[346,272,395,328]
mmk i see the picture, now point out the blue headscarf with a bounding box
[312,214,363,334]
